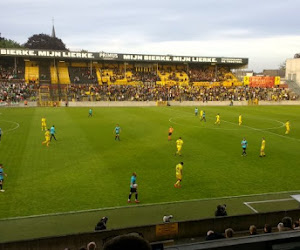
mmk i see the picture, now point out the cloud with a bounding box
[1,0,300,71]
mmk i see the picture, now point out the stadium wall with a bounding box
[1,100,300,108]
[1,209,300,250]
[66,100,300,107]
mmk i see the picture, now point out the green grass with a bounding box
[0,106,300,242]
[0,106,300,234]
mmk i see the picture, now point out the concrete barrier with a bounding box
[1,209,300,250]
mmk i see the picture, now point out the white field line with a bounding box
[0,120,20,134]
[2,189,300,221]
[164,107,299,142]
[169,116,285,131]
[244,198,295,214]
[244,202,259,213]
[246,198,294,204]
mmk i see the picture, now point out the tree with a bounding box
[279,61,286,71]
[24,33,68,50]
[294,53,300,58]
[0,35,23,48]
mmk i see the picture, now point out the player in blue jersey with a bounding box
[0,164,7,192]
[50,125,57,141]
[195,107,198,116]
[114,124,121,141]
[200,110,206,122]
[241,137,248,156]
[88,108,93,117]
[128,172,139,203]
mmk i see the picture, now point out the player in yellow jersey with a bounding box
[200,110,203,118]
[285,120,290,134]
[260,137,266,157]
[42,129,50,147]
[175,137,183,156]
[239,114,242,126]
[215,113,220,125]
[41,117,47,131]
[174,162,183,188]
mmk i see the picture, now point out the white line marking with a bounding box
[2,189,300,221]
[165,107,299,142]
[246,198,294,204]
[0,120,20,134]
[244,202,259,213]
[223,119,300,142]
[244,198,295,213]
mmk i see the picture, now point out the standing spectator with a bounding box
[0,164,7,192]
[241,137,248,156]
[50,125,57,141]
[128,173,139,203]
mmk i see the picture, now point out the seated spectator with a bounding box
[87,241,97,250]
[95,216,108,231]
[103,234,151,250]
[225,228,234,238]
[277,222,284,232]
[215,204,227,217]
[249,225,257,235]
[264,224,272,233]
[282,216,293,231]
[206,230,225,241]
[293,221,300,230]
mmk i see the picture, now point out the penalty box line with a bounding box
[243,198,294,213]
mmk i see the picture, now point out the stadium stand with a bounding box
[0,49,299,104]
[1,209,300,249]
[57,62,70,84]
[25,61,39,84]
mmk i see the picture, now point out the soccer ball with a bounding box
[133,184,138,188]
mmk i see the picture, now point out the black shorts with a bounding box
[130,188,137,193]
[168,133,172,136]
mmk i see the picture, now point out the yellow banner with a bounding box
[275,76,281,85]
[243,76,250,85]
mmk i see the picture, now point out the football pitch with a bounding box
[0,105,300,242]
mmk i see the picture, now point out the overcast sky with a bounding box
[1,0,300,72]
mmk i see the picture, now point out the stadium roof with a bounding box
[0,48,248,66]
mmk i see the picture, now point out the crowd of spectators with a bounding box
[0,65,23,80]
[0,81,37,102]
[206,216,300,242]
[66,84,299,102]
[69,67,97,84]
